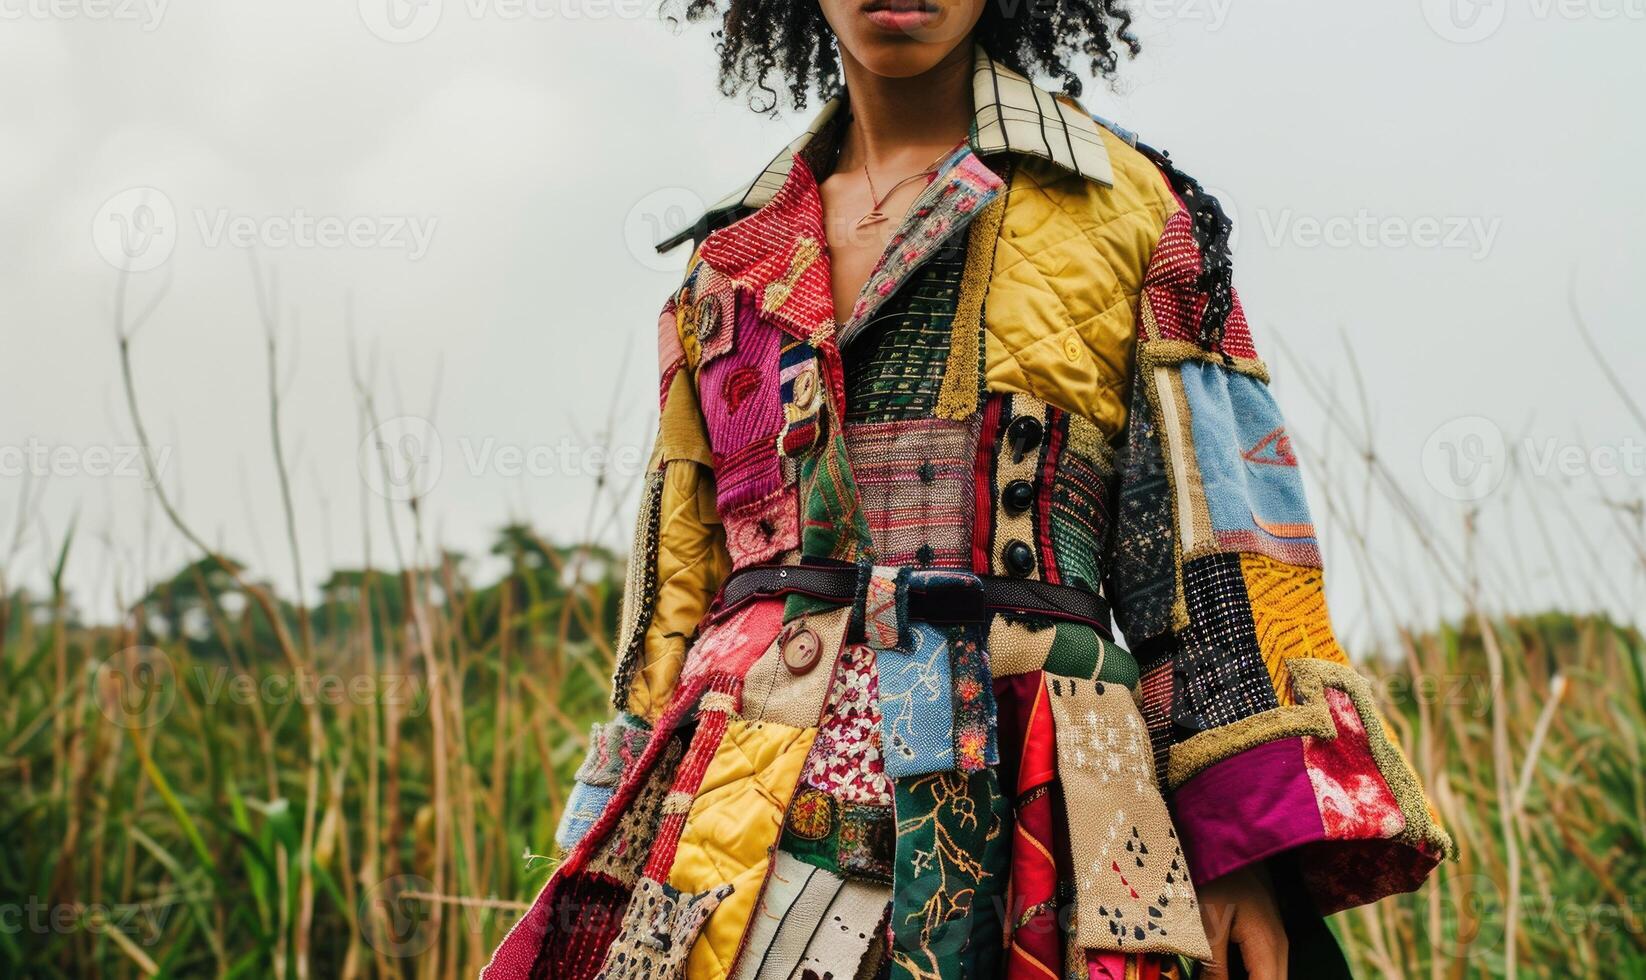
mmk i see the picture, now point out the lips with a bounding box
[861,0,942,32]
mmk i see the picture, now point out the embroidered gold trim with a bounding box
[936,194,1006,420]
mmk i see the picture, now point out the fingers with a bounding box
[1232,912,1289,980]
[1198,898,1234,980]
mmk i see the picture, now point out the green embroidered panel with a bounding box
[843,238,967,425]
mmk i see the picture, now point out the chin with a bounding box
[847,41,957,79]
[824,0,983,79]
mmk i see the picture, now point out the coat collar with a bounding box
[656,46,1112,252]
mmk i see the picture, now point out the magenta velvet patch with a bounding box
[1171,736,1325,885]
[698,294,784,512]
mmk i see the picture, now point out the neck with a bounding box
[836,42,973,172]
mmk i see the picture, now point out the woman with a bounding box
[488,3,1453,978]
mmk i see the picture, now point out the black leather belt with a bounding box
[715,564,1113,634]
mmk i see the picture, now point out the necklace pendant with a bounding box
[854,210,887,229]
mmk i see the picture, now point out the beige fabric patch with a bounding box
[986,614,1055,677]
[741,853,848,980]
[730,852,845,980]
[795,880,891,980]
[1047,675,1210,960]
[740,606,851,728]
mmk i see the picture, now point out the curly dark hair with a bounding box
[669,1,1141,113]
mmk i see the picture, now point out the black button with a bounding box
[1003,540,1035,576]
[1006,415,1043,461]
[1002,479,1035,513]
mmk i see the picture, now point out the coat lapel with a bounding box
[837,147,1004,348]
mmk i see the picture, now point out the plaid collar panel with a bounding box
[701,45,1114,219]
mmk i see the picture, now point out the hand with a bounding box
[1196,863,1288,980]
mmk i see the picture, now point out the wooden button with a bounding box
[780,624,822,675]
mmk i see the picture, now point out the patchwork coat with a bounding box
[487,48,1453,980]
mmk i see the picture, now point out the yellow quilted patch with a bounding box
[1240,553,1350,705]
[625,460,729,721]
[984,131,1176,441]
[670,718,816,980]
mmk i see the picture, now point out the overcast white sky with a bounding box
[3,0,1643,641]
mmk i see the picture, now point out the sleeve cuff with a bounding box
[1170,722,1451,915]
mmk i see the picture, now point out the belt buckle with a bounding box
[904,569,986,626]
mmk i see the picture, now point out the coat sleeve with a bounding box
[1104,173,1455,915]
[554,263,730,852]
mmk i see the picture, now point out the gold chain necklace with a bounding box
[853,124,959,230]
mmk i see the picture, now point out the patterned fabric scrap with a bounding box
[863,565,911,651]
[587,741,687,889]
[592,877,733,980]
[799,426,876,565]
[889,768,1009,980]
[1139,205,1258,361]
[722,484,799,569]
[793,880,894,980]
[731,852,846,980]
[838,804,896,882]
[1046,675,1209,960]
[1304,687,1406,841]
[699,296,787,514]
[1178,360,1319,567]
[1106,372,1181,641]
[1240,553,1350,705]
[1172,553,1280,733]
[875,622,956,777]
[680,598,785,689]
[558,783,618,852]
[846,418,980,568]
[1046,413,1115,593]
[841,235,965,424]
[993,672,1061,980]
[948,625,998,771]
[780,793,896,884]
[779,336,827,457]
[800,643,892,806]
